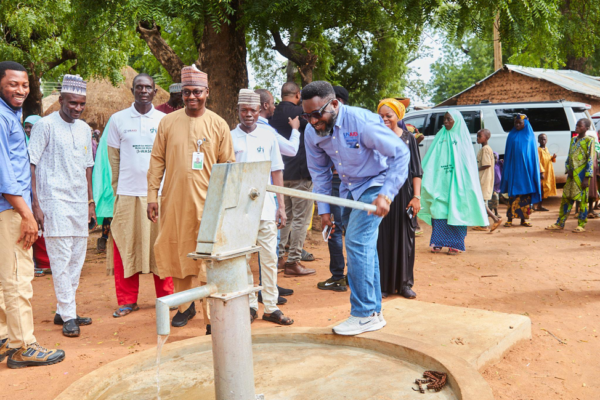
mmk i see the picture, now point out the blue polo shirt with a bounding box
[0,97,31,213]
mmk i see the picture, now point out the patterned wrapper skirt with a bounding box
[507,194,532,220]
[430,219,467,251]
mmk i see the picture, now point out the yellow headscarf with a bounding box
[377,98,406,120]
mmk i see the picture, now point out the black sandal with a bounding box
[250,308,258,324]
[262,310,294,325]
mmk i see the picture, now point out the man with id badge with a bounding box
[231,89,292,326]
[303,81,410,336]
[147,65,235,331]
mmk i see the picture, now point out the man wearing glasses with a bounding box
[106,74,173,319]
[303,81,410,336]
[147,65,235,331]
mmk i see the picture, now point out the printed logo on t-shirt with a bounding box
[124,129,137,133]
[132,144,153,154]
[150,128,157,134]
[257,146,264,153]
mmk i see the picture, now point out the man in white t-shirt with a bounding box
[231,89,293,325]
[106,73,173,318]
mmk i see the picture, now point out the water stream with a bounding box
[156,334,169,400]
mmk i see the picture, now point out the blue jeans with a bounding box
[342,186,383,317]
[328,175,345,281]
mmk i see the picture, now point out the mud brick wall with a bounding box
[454,69,600,115]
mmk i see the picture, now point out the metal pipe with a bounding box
[156,283,218,336]
[266,184,377,213]
[210,295,256,400]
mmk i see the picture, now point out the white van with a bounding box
[404,101,594,183]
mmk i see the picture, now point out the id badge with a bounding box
[192,152,204,170]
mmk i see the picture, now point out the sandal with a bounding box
[262,310,294,325]
[490,219,502,232]
[504,221,512,227]
[112,303,140,318]
[472,226,488,231]
[448,248,461,255]
[415,230,424,236]
[250,308,258,324]
[545,224,564,231]
[34,268,45,277]
[520,221,533,227]
[588,213,599,219]
[573,226,586,233]
[301,249,315,262]
[430,246,443,253]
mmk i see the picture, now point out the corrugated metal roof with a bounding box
[436,64,600,107]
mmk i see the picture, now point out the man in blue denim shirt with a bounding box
[0,61,65,367]
[303,81,409,336]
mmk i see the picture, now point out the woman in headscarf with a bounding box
[500,114,542,227]
[420,110,488,255]
[376,99,423,298]
[23,115,42,143]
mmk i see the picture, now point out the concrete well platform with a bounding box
[371,299,532,370]
[56,329,494,400]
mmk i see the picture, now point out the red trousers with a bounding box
[113,242,173,305]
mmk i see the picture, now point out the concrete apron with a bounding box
[352,299,533,371]
[56,328,494,400]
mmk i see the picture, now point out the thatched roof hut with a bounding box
[44,66,169,131]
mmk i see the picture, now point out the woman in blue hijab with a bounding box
[500,114,542,227]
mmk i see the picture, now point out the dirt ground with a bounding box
[1,191,599,400]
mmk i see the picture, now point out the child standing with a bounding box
[535,133,557,211]
[489,152,502,216]
[474,129,502,231]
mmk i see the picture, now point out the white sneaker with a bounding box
[377,311,386,328]
[332,313,384,336]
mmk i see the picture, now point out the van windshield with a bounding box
[495,108,569,132]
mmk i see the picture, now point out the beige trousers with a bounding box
[0,210,36,348]
[173,275,210,323]
[248,220,279,314]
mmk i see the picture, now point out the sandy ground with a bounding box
[1,191,599,400]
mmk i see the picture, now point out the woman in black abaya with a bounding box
[376,98,423,299]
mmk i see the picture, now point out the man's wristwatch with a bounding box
[379,194,392,205]
[413,195,421,200]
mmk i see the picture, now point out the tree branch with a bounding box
[136,21,185,82]
[270,29,303,65]
[46,48,77,71]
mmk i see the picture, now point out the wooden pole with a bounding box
[493,13,503,71]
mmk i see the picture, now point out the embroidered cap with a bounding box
[169,83,182,93]
[181,65,208,88]
[60,74,87,96]
[238,89,260,106]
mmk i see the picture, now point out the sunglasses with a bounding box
[301,98,335,121]
[182,89,206,98]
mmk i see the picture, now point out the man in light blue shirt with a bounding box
[0,61,65,367]
[255,89,300,157]
[303,81,410,336]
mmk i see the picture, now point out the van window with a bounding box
[573,109,589,126]
[460,111,481,133]
[495,108,569,131]
[425,112,446,136]
[403,115,426,133]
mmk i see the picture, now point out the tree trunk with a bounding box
[23,72,43,120]
[566,56,588,72]
[197,0,248,128]
[137,21,185,82]
[286,60,297,83]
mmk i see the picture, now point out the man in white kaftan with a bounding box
[29,74,95,337]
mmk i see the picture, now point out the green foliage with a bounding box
[428,35,495,105]
[0,0,132,85]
